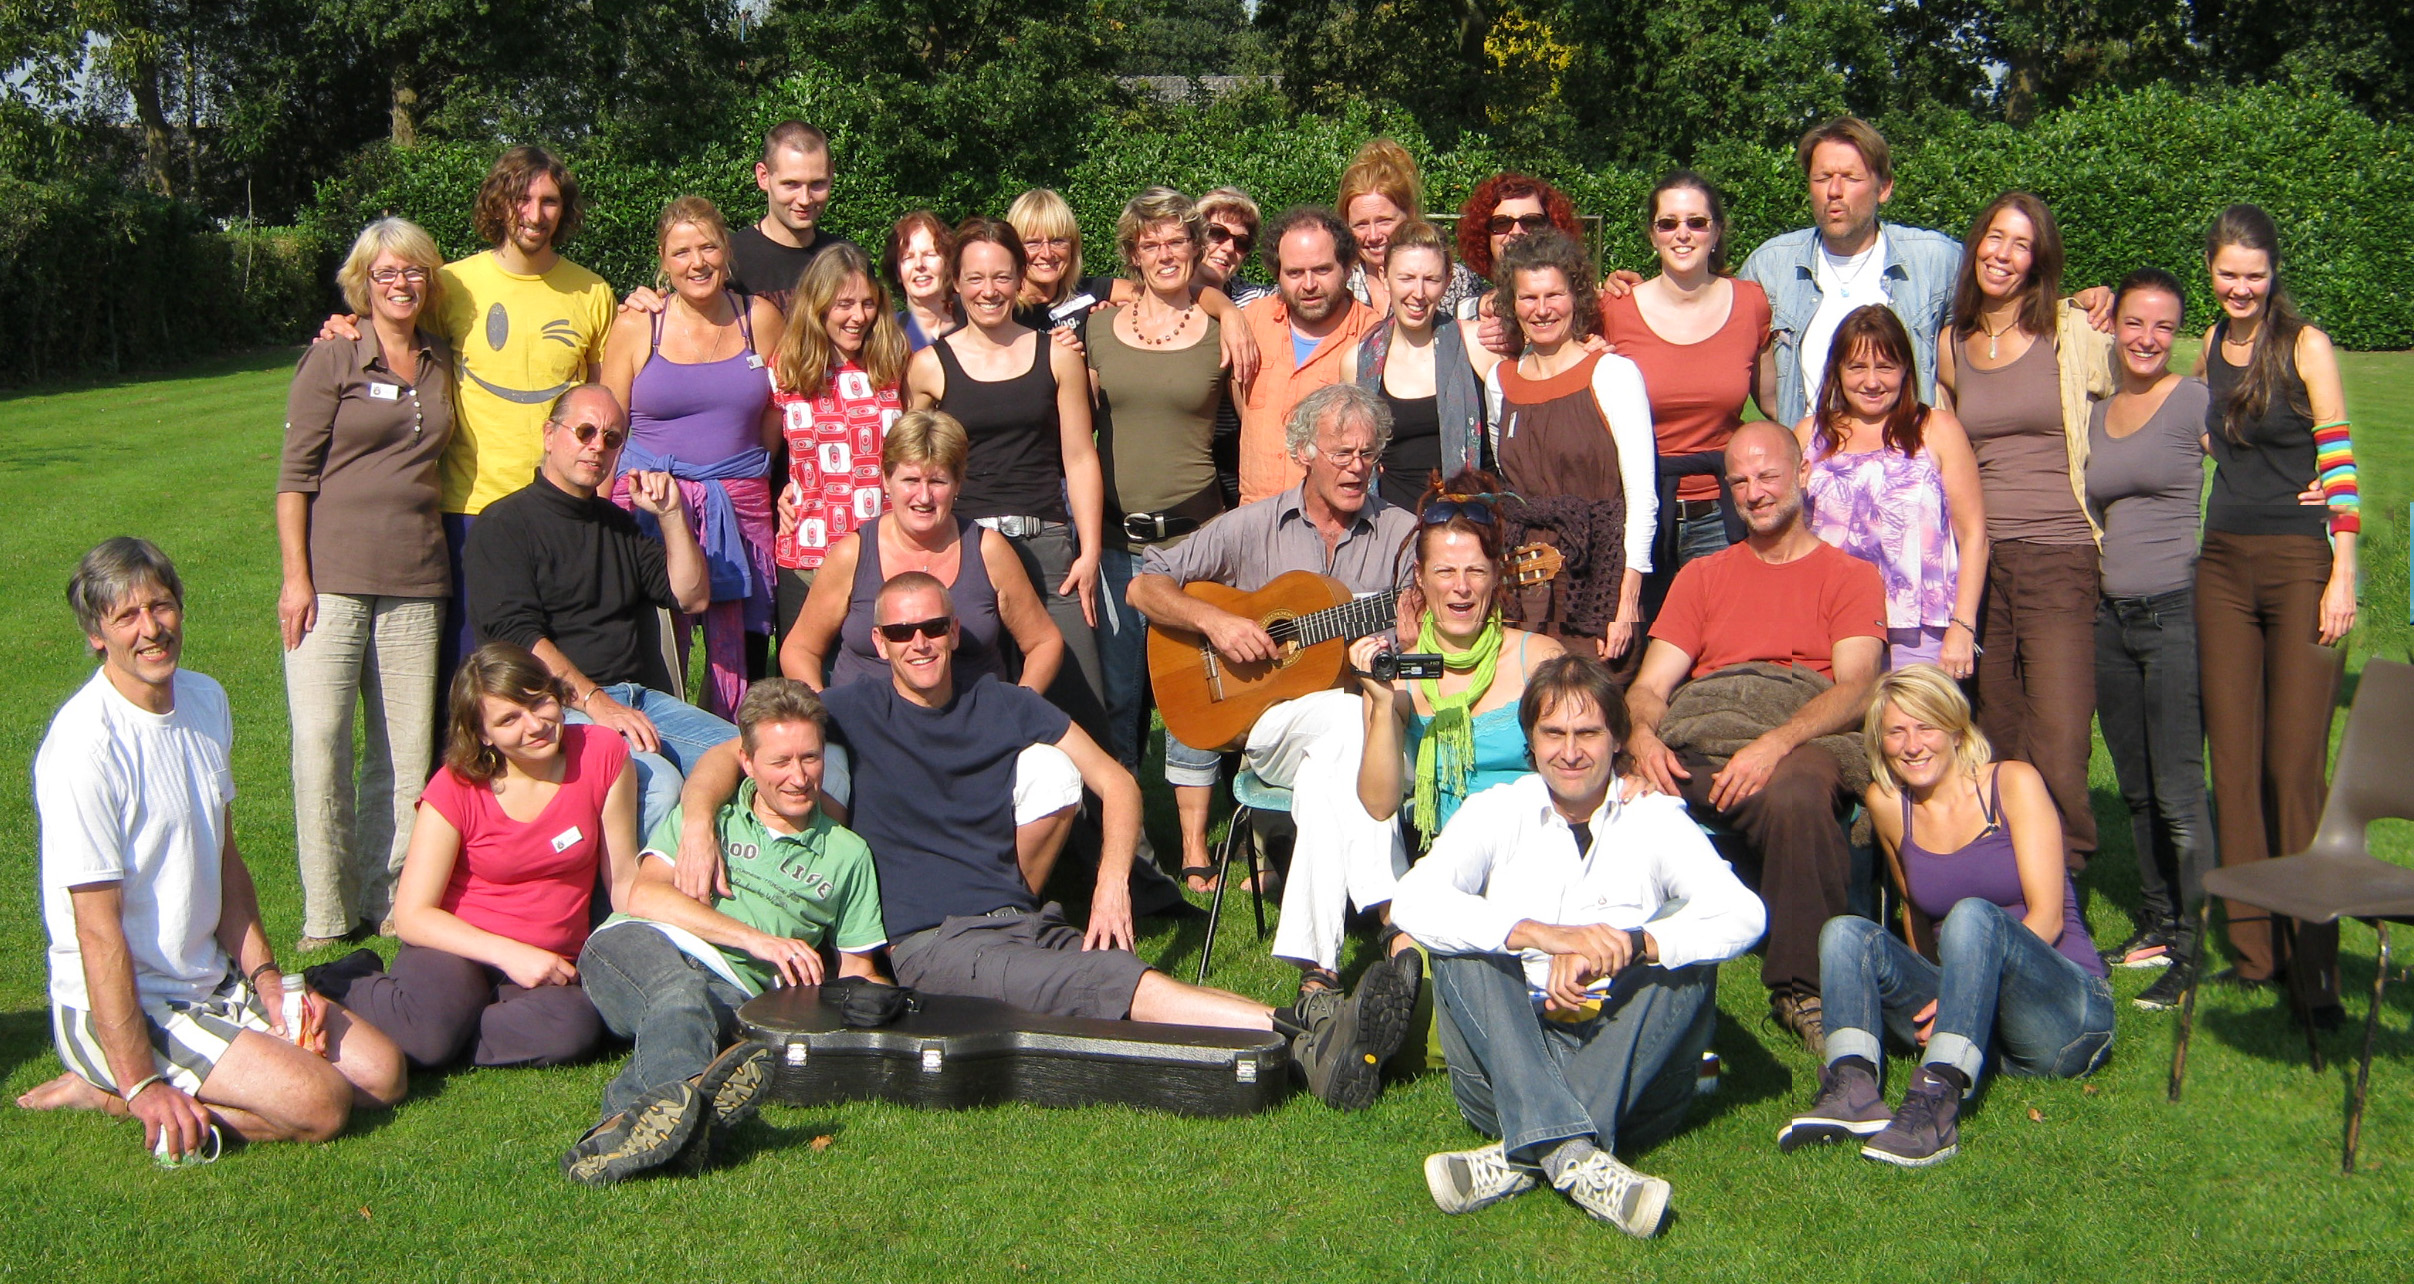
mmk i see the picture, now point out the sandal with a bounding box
[1296,966,1341,1001]
[1180,865,1221,894]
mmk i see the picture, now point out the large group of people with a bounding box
[26,113,2366,1237]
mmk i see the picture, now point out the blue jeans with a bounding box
[2094,588,2215,936]
[578,924,751,1122]
[1432,953,1715,1164]
[565,683,737,839]
[1819,902,2114,1087]
[1095,546,1149,769]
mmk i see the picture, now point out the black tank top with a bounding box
[1378,387,1442,510]
[2203,327,2323,538]
[934,334,1068,522]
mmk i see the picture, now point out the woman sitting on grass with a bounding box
[308,642,641,1069]
[1779,664,2111,1167]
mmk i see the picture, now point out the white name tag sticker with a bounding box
[746,353,767,370]
[550,825,584,853]
[367,382,401,401]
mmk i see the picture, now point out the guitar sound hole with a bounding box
[1260,610,1300,671]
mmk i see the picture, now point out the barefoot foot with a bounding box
[16,1071,115,1112]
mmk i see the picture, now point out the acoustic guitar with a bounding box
[1148,544,1563,751]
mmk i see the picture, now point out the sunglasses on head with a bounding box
[1486,213,1554,236]
[556,421,628,450]
[1420,498,1498,527]
[1653,215,1715,234]
[875,615,953,643]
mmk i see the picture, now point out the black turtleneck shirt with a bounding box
[465,472,676,691]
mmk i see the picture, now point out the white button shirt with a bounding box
[1391,774,1767,1000]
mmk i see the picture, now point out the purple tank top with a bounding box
[831,514,1009,690]
[626,293,774,463]
[1900,768,2104,977]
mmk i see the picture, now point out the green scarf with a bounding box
[1411,610,1504,838]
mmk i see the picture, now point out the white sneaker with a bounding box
[1552,1150,1671,1237]
[1423,1143,1540,1214]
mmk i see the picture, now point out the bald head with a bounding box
[540,383,629,497]
[552,383,627,429]
[1726,420,1800,469]
[1724,420,1808,539]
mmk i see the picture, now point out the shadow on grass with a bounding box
[0,1007,61,1091]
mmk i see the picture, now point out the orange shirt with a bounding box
[1236,293,1374,503]
[1602,281,1771,502]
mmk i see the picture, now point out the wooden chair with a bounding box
[2170,657,2414,1173]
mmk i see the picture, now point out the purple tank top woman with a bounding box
[1899,766,2105,978]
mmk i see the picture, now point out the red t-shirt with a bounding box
[775,361,904,570]
[419,723,627,957]
[1649,539,1887,681]
[1602,280,1771,501]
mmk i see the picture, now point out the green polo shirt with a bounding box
[602,781,886,995]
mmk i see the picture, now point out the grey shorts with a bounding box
[888,903,1150,1021]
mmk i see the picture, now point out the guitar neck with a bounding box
[1270,589,1401,649]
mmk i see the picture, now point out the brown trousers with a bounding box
[1676,743,1853,998]
[2195,530,2344,1001]
[1973,540,2100,872]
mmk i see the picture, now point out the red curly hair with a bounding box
[1455,173,1581,279]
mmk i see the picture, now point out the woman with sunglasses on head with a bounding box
[885,211,960,353]
[770,243,910,644]
[599,196,787,720]
[1196,186,1269,509]
[1339,139,1486,319]
[1795,305,1987,676]
[2192,204,2360,1017]
[782,409,1062,696]
[1342,220,1498,510]
[305,642,641,1071]
[1353,477,1567,849]
[1931,192,2116,877]
[1603,172,1774,619]
[1485,230,1657,666]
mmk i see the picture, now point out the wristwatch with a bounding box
[1627,928,1651,964]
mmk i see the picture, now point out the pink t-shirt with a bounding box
[419,723,626,957]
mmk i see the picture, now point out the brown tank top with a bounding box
[1496,351,1624,640]
[1956,335,2090,545]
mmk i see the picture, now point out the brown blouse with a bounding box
[278,328,456,598]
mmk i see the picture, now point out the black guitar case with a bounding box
[737,986,1292,1118]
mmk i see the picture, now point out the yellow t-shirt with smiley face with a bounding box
[433,251,616,515]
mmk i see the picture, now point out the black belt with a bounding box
[1674,498,1722,519]
[1122,511,1202,542]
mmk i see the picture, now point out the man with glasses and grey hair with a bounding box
[22,538,408,1159]
[1127,382,1424,1002]
[463,384,736,834]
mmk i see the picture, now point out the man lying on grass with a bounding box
[675,572,1418,1109]
[564,679,887,1185]
[20,538,406,1160]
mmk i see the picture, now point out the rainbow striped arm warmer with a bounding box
[2314,420,2361,534]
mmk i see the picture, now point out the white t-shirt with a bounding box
[1798,232,1892,414]
[37,668,236,1011]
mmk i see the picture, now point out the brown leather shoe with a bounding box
[1769,992,1826,1059]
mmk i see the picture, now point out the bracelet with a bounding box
[574,687,597,707]
[119,1073,164,1101]
[1948,617,1976,634]
[246,960,281,988]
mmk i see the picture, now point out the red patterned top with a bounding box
[775,360,904,570]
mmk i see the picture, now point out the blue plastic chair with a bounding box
[1197,767,1287,985]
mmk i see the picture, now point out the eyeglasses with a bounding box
[1318,447,1379,466]
[1420,499,1498,527]
[552,421,628,450]
[1022,237,1073,252]
[369,267,430,285]
[1134,236,1193,256]
[1486,214,1554,236]
[875,615,953,643]
[1652,215,1715,234]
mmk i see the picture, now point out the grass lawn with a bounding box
[0,345,2408,1281]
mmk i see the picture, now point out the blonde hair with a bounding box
[1862,664,1995,796]
[1114,187,1202,268]
[882,409,970,479]
[653,195,731,292]
[1196,186,1262,236]
[1382,219,1452,275]
[336,217,443,316]
[772,242,908,396]
[1005,188,1083,304]
[1337,138,1422,225]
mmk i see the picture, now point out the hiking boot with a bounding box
[690,1040,772,1129]
[1776,1058,1890,1151]
[562,1081,704,1186]
[1769,991,1826,1059]
[1287,962,1415,1110]
[2135,956,2200,1011]
[1552,1149,1671,1237]
[2102,923,2177,970]
[1423,1142,1540,1215]
[1859,1065,1961,1168]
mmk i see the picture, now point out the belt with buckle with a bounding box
[1675,498,1722,519]
[1122,511,1202,543]
[974,515,1051,539]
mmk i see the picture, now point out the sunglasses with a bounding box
[554,421,629,450]
[1420,498,1498,527]
[1204,225,1254,252]
[1653,215,1715,234]
[1486,214,1554,236]
[875,615,953,643]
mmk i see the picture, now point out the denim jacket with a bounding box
[1739,222,1963,426]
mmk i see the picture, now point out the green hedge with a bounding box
[0,177,324,386]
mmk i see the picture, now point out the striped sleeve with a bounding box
[2313,420,2361,535]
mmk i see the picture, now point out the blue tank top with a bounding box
[1899,767,2104,977]
[1405,636,1534,835]
[832,514,1008,690]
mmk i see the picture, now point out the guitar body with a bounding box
[1147,570,1357,751]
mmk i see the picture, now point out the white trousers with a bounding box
[1248,689,1406,971]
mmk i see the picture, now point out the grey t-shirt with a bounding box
[1140,484,1415,595]
[2086,377,2209,598]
